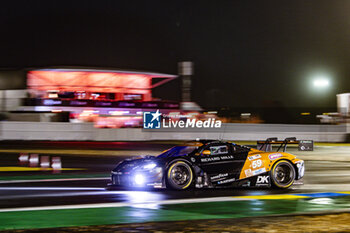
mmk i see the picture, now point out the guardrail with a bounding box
[0,122,348,142]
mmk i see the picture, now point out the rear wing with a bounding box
[257,137,313,152]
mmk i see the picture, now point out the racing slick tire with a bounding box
[166,161,193,190]
[270,160,296,189]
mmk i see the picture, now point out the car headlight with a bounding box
[134,174,145,185]
[143,163,157,170]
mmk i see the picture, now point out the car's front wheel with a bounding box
[166,161,193,190]
[270,160,295,189]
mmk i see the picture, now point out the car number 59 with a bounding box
[252,159,262,169]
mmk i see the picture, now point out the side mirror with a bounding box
[202,150,211,155]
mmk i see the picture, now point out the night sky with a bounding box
[1,1,350,109]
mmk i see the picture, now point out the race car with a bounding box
[109,137,305,190]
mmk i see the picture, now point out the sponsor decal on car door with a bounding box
[200,144,244,184]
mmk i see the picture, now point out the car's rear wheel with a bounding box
[270,160,295,189]
[166,161,193,190]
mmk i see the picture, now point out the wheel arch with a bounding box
[165,158,194,171]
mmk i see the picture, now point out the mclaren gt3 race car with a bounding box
[109,138,305,190]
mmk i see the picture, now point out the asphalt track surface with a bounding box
[2,142,350,231]
[0,147,346,208]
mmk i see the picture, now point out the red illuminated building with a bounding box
[23,68,179,127]
[27,68,177,101]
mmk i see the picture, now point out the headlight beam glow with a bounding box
[134,174,145,185]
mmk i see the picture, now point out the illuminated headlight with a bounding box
[134,174,145,185]
[143,163,157,170]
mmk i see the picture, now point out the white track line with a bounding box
[0,187,106,191]
[0,190,144,200]
[0,177,109,184]
[0,196,249,213]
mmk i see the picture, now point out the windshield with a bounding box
[157,146,198,158]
